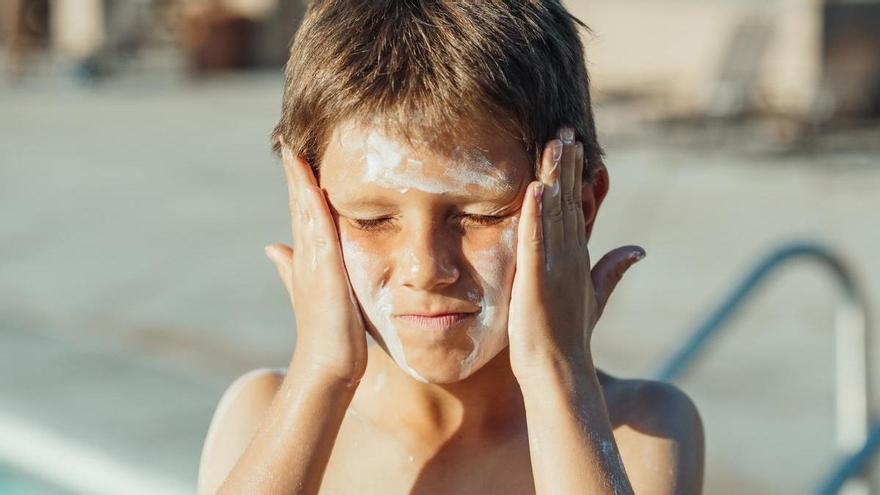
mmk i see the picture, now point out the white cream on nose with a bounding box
[337,126,517,382]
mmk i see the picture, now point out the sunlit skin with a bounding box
[197,120,705,495]
[326,121,526,384]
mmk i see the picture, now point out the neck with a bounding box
[356,345,526,443]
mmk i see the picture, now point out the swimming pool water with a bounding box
[0,465,71,495]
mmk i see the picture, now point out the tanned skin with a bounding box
[197,122,705,495]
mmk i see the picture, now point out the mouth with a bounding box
[394,312,476,331]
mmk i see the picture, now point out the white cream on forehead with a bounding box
[334,124,518,382]
[341,126,513,196]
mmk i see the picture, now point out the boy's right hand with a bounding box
[264,144,368,385]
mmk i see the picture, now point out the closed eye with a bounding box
[349,213,507,232]
[351,216,394,231]
[459,214,507,227]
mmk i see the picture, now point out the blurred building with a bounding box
[1,0,303,77]
[575,0,880,122]
[2,0,878,122]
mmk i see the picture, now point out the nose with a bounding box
[398,222,460,291]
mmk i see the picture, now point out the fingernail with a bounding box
[551,139,563,164]
[629,249,646,262]
[282,146,293,163]
[264,245,275,261]
[534,182,544,215]
[559,126,575,144]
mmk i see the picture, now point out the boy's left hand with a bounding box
[507,127,645,381]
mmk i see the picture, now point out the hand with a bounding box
[264,142,368,385]
[507,127,645,380]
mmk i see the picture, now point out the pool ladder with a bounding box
[652,242,873,495]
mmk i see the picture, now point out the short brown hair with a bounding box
[272,0,603,180]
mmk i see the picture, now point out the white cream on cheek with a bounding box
[343,226,516,383]
[335,125,519,381]
[459,217,517,379]
[340,236,428,383]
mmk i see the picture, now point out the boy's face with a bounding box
[320,119,531,383]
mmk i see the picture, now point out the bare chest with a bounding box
[319,415,536,495]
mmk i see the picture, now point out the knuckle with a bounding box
[527,233,543,249]
[312,235,330,250]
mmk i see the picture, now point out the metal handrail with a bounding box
[817,424,880,495]
[652,241,871,494]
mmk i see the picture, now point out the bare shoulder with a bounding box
[197,367,287,495]
[598,370,705,495]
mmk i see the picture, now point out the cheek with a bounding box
[473,250,514,293]
[339,232,388,302]
[456,221,518,378]
[467,220,518,305]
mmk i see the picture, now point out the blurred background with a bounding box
[1,0,878,493]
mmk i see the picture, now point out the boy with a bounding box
[198,1,704,493]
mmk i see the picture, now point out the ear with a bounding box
[581,165,609,242]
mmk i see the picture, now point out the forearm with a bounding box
[218,358,356,495]
[520,356,634,495]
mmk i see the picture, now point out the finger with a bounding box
[280,142,304,249]
[590,246,646,318]
[558,126,577,240]
[284,145,319,189]
[265,242,294,302]
[303,184,347,275]
[515,180,546,276]
[574,143,586,247]
[539,138,563,258]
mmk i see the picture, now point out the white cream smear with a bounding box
[338,126,517,382]
[342,237,428,383]
[458,218,516,379]
[341,127,513,197]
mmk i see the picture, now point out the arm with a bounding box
[507,126,644,494]
[521,367,705,495]
[519,359,633,494]
[202,143,369,494]
[214,366,356,494]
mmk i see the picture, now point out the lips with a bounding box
[395,312,475,331]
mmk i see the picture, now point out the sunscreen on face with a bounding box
[335,126,518,382]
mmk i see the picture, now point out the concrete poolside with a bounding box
[1,70,879,494]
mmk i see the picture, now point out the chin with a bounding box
[367,319,509,384]
[399,343,507,384]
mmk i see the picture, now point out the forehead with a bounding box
[320,120,532,200]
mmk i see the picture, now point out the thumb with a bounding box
[590,245,645,319]
[264,243,294,301]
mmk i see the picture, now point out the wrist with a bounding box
[515,348,596,393]
[287,356,364,393]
